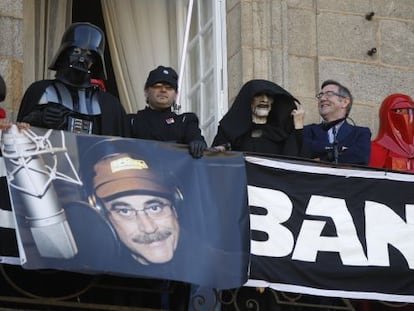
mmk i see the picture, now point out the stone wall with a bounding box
[1,0,413,139]
[0,0,23,121]
[227,0,414,138]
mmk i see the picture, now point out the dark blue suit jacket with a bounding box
[303,120,371,165]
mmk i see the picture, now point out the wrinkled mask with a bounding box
[251,93,273,121]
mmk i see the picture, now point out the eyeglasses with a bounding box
[108,202,173,222]
[316,91,345,100]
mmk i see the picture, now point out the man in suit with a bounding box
[303,79,371,165]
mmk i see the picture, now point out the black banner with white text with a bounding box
[245,155,414,303]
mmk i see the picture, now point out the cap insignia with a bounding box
[110,157,148,173]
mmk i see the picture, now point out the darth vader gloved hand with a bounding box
[42,104,72,130]
[189,140,207,159]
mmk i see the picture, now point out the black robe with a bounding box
[212,79,303,157]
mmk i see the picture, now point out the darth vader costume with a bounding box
[17,22,128,137]
[370,93,414,172]
[212,79,303,156]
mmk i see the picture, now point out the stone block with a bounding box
[381,20,414,67]
[241,2,253,46]
[288,7,316,56]
[286,0,314,10]
[350,103,376,132]
[251,1,272,49]
[372,0,414,20]
[318,59,414,107]
[252,48,272,78]
[227,50,243,106]
[0,58,23,121]
[241,47,254,79]
[0,16,23,58]
[317,0,370,13]
[270,1,283,47]
[9,59,23,117]
[301,96,321,125]
[270,47,284,85]
[0,0,23,18]
[227,2,242,58]
[226,0,240,12]
[317,13,378,61]
[288,55,316,98]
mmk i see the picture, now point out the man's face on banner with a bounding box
[104,194,180,265]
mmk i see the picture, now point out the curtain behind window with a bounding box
[23,0,179,114]
[101,0,178,113]
[23,0,72,88]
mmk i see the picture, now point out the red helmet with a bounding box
[374,93,414,156]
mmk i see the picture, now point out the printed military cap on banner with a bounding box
[144,66,178,91]
[93,153,174,199]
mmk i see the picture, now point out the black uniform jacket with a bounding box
[129,107,205,144]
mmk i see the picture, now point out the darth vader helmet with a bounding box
[49,22,107,80]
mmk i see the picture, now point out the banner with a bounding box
[0,155,20,265]
[3,126,414,302]
[245,155,414,303]
[0,126,250,289]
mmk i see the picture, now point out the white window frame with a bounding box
[177,0,228,146]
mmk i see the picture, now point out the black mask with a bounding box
[68,48,95,74]
[55,48,95,88]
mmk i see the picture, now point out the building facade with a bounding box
[0,0,413,310]
[0,0,414,143]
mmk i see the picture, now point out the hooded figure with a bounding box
[212,79,304,156]
[370,93,414,172]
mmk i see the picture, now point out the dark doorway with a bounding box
[72,0,119,98]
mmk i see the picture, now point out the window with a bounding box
[24,0,228,145]
[178,0,228,145]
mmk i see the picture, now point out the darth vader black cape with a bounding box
[17,80,129,137]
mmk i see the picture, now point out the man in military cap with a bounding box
[129,65,207,158]
[78,137,192,310]
[91,152,181,265]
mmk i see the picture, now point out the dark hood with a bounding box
[219,79,300,140]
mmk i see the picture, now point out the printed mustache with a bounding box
[132,231,172,244]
